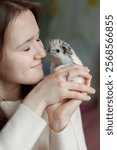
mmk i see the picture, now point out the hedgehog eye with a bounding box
[56,49,60,53]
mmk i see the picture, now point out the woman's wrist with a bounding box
[23,98,47,117]
[50,119,69,132]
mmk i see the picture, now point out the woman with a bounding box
[0,0,95,150]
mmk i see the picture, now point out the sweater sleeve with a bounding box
[0,104,46,150]
[49,106,87,150]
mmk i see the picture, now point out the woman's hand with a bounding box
[46,65,95,132]
[23,64,95,117]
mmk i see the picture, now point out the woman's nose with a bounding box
[33,41,46,59]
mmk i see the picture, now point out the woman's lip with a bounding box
[32,63,42,68]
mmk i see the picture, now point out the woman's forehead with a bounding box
[5,10,39,49]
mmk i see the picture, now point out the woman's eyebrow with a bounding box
[16,37,33,49]
[16,31,40,49]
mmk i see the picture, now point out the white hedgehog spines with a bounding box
[49,38,63,48]
[48,38,83,66]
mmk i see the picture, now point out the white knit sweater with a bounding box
[0,101,87,150]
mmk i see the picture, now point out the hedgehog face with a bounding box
[48,39,74,63]
[48,45,66,59]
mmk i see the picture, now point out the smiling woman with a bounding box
[0,0,95,150]
[1,9,46,85]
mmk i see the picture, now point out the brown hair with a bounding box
[0,0,42,130]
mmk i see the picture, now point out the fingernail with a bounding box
[86,96,91,100]
[92,89,96,93]
[86,67,90,72]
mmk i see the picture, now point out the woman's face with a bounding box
[0,10,46,85]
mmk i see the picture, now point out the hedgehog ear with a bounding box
[61,46,67,54]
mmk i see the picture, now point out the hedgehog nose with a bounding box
[47,49,50,53]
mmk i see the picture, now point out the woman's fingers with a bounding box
[67,69,92,80]
[54,67,91,83]
[67,91,91,101]
[54,64,89,74]
[85,78,91,86]
[67,82,95,94]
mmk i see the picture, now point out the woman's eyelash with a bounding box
[23,37,40,51]
[36,37,40,41]
[24,48,30,52]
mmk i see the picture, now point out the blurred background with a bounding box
[37,0,100,149]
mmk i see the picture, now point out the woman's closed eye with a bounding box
[36,36,40,42]
[24,47,30,52]
[23,36,41,51]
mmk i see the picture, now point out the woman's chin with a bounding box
[24,74,44,85]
